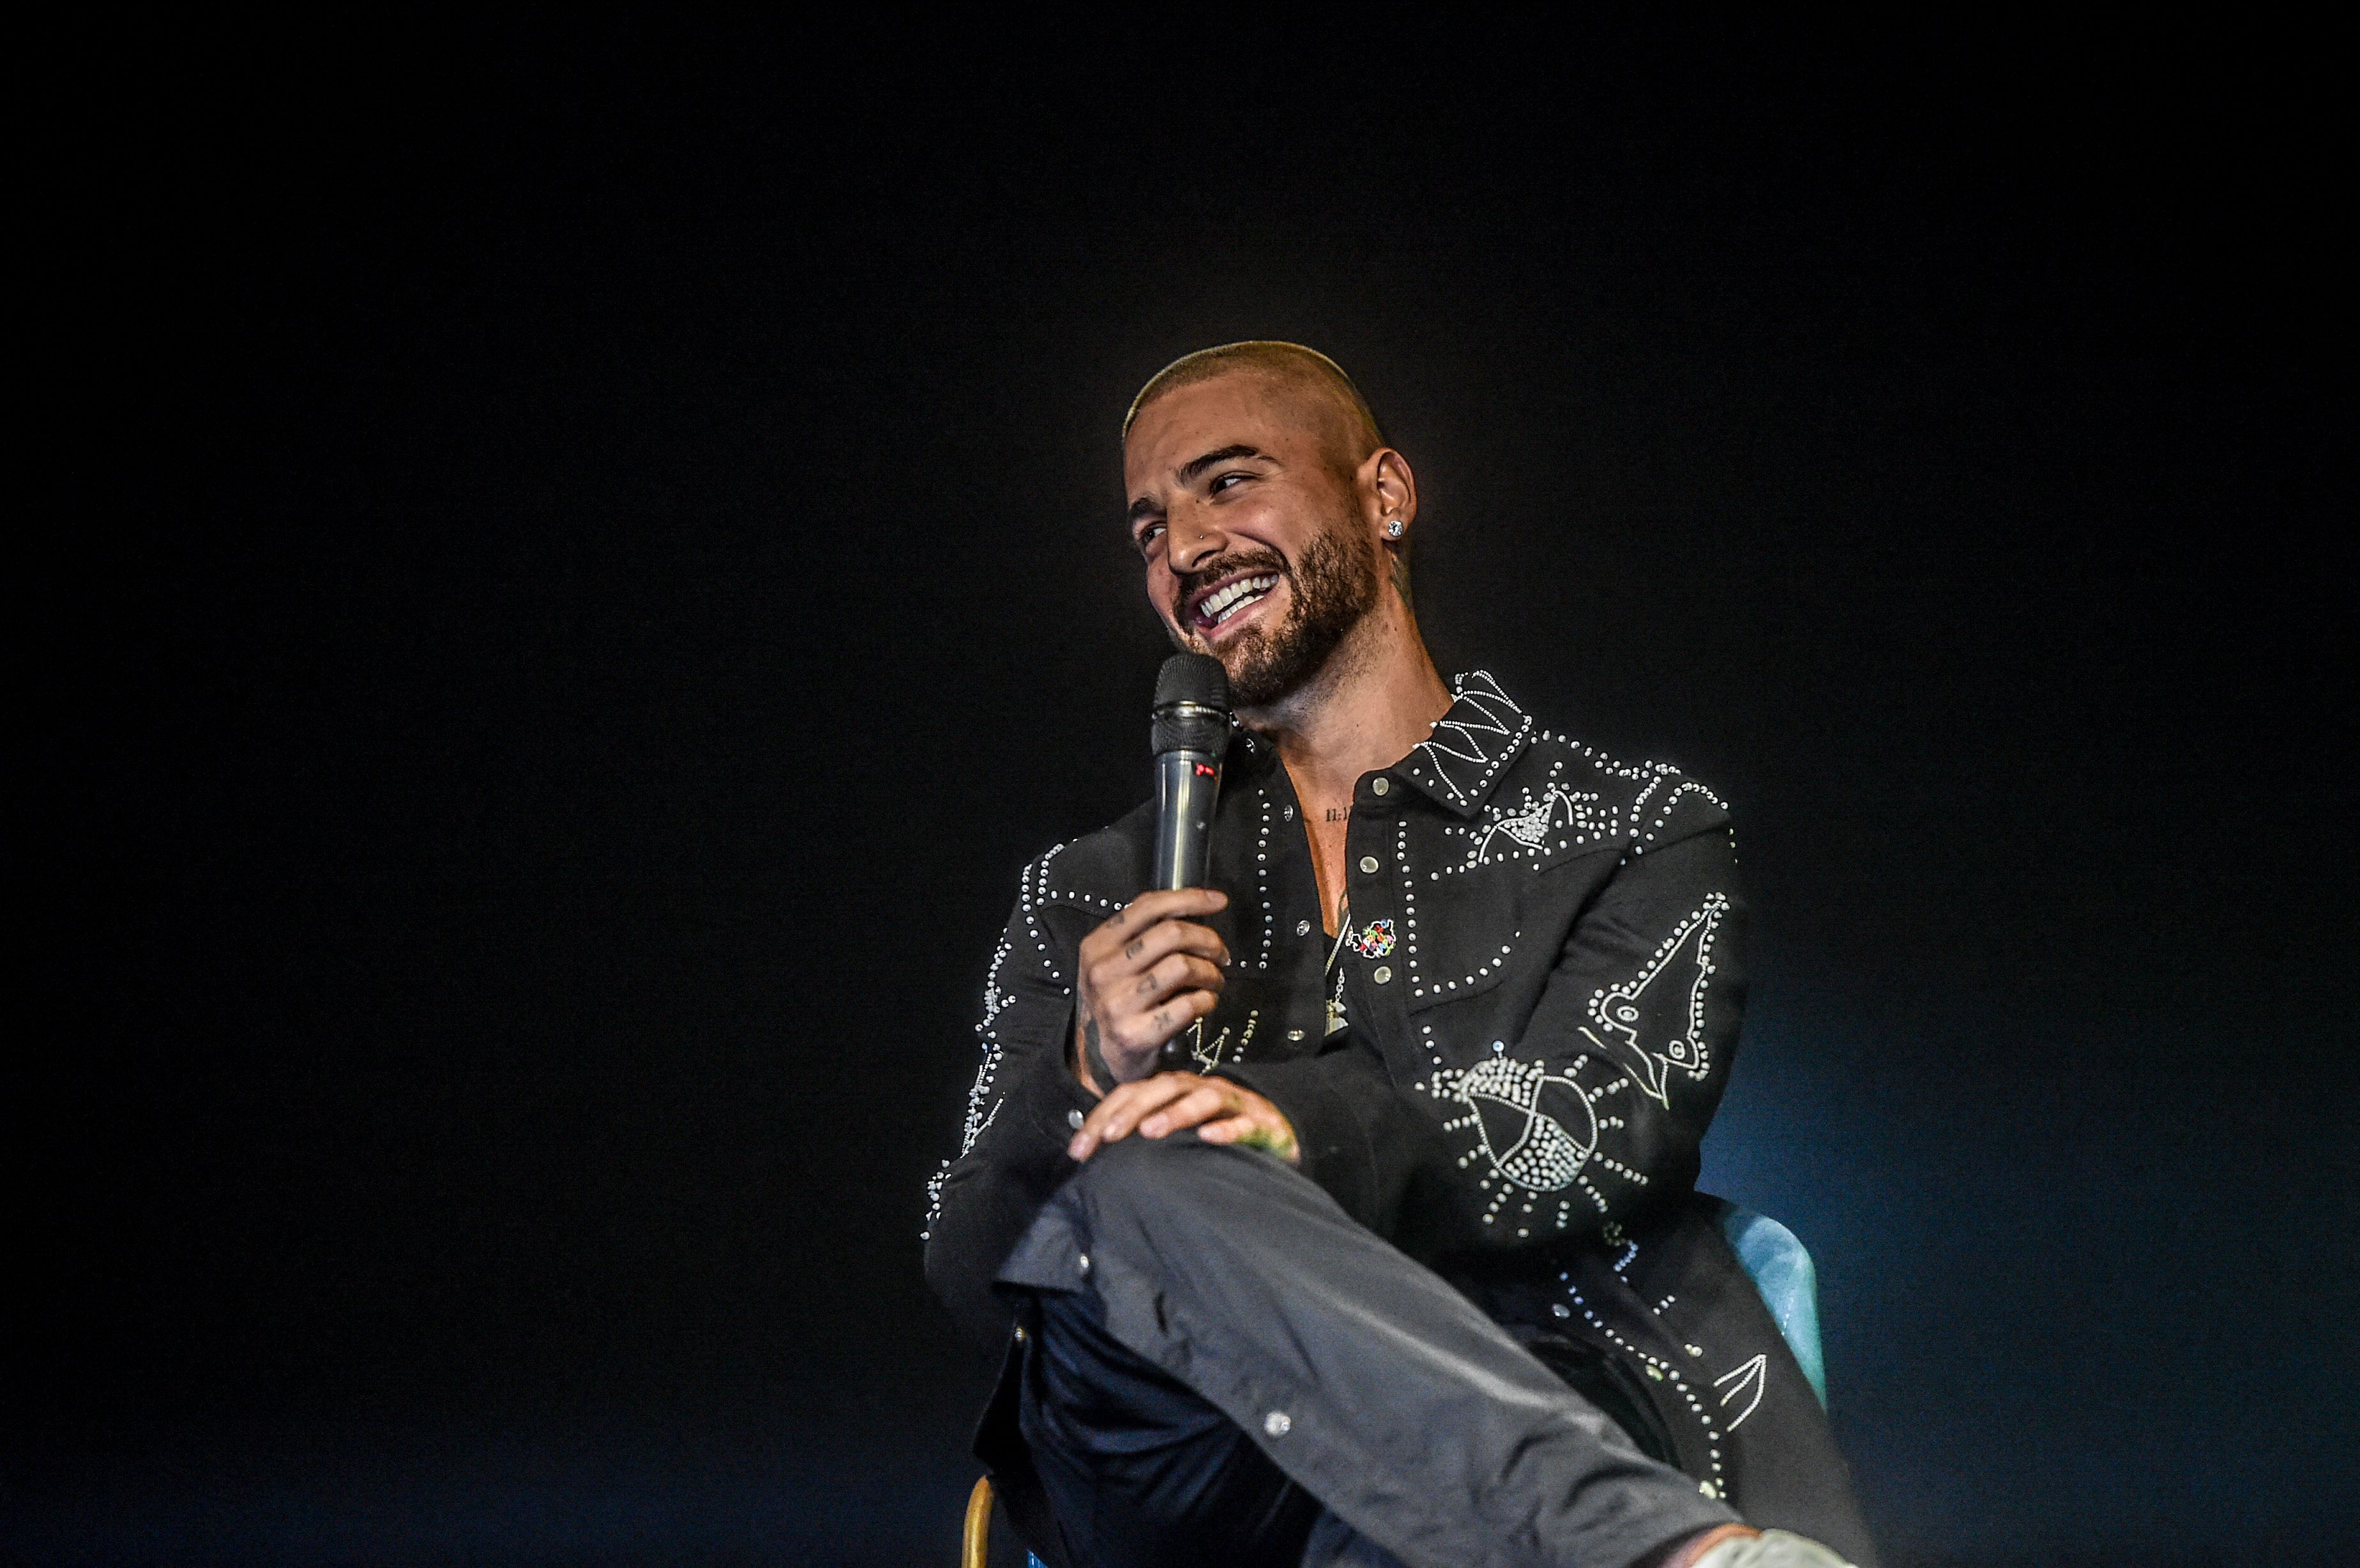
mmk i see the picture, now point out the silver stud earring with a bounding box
[1386,518,1405,538]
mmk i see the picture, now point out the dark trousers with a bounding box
[1020,1286,1331,1567]
[995,1133,1736,1568]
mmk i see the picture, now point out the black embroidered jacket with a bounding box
[923,673,1873,1555]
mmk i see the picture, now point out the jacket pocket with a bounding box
[1401,839,1617,1014]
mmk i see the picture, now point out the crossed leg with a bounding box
[997,1132,1735,1568]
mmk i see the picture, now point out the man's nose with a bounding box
[1166,500,1227,575]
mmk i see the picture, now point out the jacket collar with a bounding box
[1395,670,1532,816]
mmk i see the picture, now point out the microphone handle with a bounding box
[1152,748,1222,891]
[1153,748,1222,1072]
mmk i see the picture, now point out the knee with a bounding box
[1067,1127,1207,1210]
[1067,1130,1293,1229]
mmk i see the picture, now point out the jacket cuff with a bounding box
[1001,1007,1099,1165]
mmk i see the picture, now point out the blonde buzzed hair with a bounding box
[1121,342,1386,470]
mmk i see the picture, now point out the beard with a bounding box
[1176,517,1382,709]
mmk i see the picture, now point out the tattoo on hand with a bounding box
[1083,1016,1116,1092]
[1234,1121,1298,1162]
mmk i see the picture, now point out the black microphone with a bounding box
[1151,653,1229,1071]
[1152,652,1229,891]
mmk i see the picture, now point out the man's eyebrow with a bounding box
[1175,444,1269,485]
[1127,446,1275,527]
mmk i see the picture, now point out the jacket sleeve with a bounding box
[1227,808,1746,1260]
[922,877,1100,1348]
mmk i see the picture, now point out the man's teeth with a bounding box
[1202,574,1279,624]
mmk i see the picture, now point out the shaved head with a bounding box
[1123,342,1385,480]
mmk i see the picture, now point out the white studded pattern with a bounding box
[1559,1273,1728,1492]
[1433,1053,1644,1237]
[1582,893,1729,1108]
[1400,670,1532,809]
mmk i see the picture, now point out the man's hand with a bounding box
[1067,1071,1299,1165]
[1072,888,1230,1091]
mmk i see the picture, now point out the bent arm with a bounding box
[923,889,1098,1346]
[1477,820,1746,1246]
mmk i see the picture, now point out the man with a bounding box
[925,343,1877,1568]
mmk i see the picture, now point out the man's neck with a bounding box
[1242,596,1455,808]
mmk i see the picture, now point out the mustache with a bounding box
[1174,548,1290,613]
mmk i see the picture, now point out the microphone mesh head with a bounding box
[1152,653,1231,754]
[1154,652,1229,712]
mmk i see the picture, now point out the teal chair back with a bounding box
[1716,1202,1827,1406]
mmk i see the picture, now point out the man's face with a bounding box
[1123,373,1381,708]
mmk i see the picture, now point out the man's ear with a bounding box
[1363,447,1419,534]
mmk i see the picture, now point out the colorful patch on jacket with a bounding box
[1349,918,1396,958]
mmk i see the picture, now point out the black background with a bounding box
[19,19,2353,1567]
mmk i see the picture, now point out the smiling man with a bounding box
[925,343,1877,1568]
